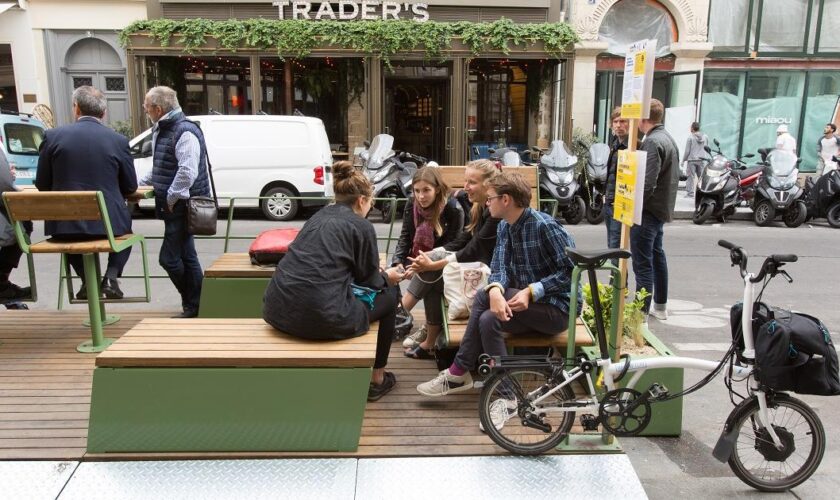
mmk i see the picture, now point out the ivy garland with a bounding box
[118,18,579,66]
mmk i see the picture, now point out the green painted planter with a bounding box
[583,326,684,437]
[199,278,269,318]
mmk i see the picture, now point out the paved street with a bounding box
[10,210,840,498]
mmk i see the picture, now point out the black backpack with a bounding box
[729,301,777,364]
[754,309,840,396]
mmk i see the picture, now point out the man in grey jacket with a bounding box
[633,99,680,321]
[682,122,709,197]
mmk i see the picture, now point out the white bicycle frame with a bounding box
[525,270,785,449]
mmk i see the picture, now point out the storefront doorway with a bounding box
[383,64,451,164]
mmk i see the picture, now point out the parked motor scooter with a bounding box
[803,155,840,227]
[538,140,584,224]
[692,139,760,225]
[579,142,610,224]
[360,134,427,221]
[752,149,807,227]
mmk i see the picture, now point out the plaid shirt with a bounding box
[488,208,577,314]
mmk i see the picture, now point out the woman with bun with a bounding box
[263,161,404,401]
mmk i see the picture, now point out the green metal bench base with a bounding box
[87,366,372,453]
[199,278,270,318]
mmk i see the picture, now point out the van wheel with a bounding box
[261,187,299,221]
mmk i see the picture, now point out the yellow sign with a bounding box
[633,52,646,76]
[620,39,657,120]
[613,150,646,226]
[621,103,642,120]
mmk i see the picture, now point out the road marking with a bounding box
[654,300,728,328]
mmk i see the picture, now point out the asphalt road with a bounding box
[11,209,840,498]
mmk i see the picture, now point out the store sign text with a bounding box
[755,116,792,125]
[272,2,430,22]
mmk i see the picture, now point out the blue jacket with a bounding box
[35,117,137,236]
[150,111,210,218]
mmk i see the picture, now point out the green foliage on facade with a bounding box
[118,18,579,66]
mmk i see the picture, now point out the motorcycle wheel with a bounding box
[585,204,604,225]
[693,202,714,225]
[783,200,807,228]
[827,202,840,228]
[754,199,776,227]
[562,197,586,225]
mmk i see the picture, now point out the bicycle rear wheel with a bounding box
[478,368,575,455]
[728,394,825,492]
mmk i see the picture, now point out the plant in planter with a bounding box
[581,281,650,347]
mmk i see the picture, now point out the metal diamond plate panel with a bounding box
[0,461,78,500]
[58,459,357,500]
[356,455,647,499]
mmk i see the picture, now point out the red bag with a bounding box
[248,228,301,266]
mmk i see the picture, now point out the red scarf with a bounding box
[411,202,436,258]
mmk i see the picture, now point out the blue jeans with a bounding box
[629,212,667,312]
[603,203,622,267]
[454,288,568,371]
[160,201,203,313]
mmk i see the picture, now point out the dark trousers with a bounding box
[369,285,399,369]
[0,243,23,277]
[454,288,568,371]
[630,212,668,312]
[51,234,131,280]
[160,201,203,313]
[603,202,622,266]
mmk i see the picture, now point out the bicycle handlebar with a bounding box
[718,240,797,283]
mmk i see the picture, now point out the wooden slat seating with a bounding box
[199,251,388,318]
[86,318,379,453]
[1,191,150,353]
[433,165,592,354]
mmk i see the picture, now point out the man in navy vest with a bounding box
[141,86,211,318]
[36,86,137,300]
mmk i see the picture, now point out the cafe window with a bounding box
[145,56,252,115]
[817,0,840,52]
[801,72,840,169]
[467,59,530,155]
[709,0,822,56]
[700,71,746,158]
[0,44,17,113]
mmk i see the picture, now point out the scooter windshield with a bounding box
[767,150,798,177]
[707,155,729,172]
[542,140,572,170]
[588,143,610,166]
[367,134,394,170]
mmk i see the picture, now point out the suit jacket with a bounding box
[36,117,137,236]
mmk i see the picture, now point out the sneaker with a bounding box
[402,325,428,349]
[368,371,397,401]
[650,304,668,321]
[479,398,518,433]
[417,368,473,397]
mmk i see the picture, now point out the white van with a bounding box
[129,115,334,220]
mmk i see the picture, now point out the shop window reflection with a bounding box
[468,59,529,159]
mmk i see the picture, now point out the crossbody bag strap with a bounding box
[205,153,218,206]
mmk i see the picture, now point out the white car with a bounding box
[130,115,334,220]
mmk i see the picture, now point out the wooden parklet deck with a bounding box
[0,310,591,460]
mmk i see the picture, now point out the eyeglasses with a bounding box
[485,194,504,204]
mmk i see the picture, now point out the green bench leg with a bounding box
[76,253,114,353]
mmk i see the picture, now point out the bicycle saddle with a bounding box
[565,247,631,266]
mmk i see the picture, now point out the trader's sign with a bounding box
[273,1,430,22]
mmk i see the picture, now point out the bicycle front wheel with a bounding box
[478,368,575,455]
[728,393,826,492]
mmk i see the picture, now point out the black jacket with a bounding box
[35,117,137,236]
[605,134,628,204]
[392,197,464,266]
[443,207,500,265]
[639,124,680,223]
[263,203,389,340]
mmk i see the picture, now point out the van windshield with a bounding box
[4,123,44,156]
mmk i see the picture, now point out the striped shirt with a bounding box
[488,208,577,313]
[142,108,200,208]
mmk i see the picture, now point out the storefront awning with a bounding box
[0,3,16,16]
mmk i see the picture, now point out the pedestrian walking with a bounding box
[634,99,680,321]
[775,124,797,154]
[817,123,840,175]
[682,122,709,198]
[141,86,211,318]
[604,107,628,254]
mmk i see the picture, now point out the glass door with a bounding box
[665,71,700,162]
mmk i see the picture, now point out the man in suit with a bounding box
[36,85,138,299]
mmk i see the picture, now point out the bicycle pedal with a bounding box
[580,414,599,431]
[647,383,669,400]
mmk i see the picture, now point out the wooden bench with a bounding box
[87,318,378,453]
[2,190,150,352]
[199,252,388,318]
